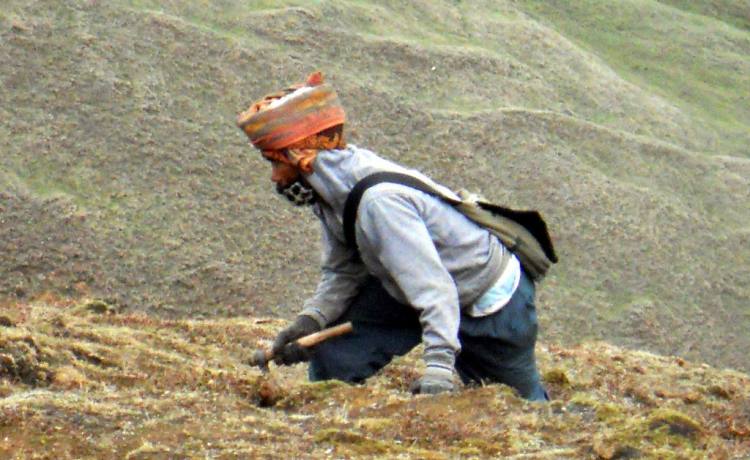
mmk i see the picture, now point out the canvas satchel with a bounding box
[343,172,558,281]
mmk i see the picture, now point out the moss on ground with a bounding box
[0,1,748,456]
[0,0,748,379]
[1,300,749,458]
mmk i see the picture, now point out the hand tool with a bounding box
[248,321,353,372]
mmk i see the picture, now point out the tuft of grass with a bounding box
[0,0,748,392]
[1,300,750,457]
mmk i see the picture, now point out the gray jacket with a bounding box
[300,145,510,369]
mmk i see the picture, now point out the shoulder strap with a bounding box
[343,171,451,249]
[343,172,558,273]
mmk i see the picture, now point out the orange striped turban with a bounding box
[237,72,346,153]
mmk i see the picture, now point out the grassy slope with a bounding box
[0,0,748,377]
[1,300,749,459]
[516,0,750,157]
[657,0,750,31]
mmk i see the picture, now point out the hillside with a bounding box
[2,299,749,459]
[1,0,749,381]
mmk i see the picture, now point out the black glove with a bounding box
[271,315,321,366]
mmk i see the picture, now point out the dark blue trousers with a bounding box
[309,271,549,401]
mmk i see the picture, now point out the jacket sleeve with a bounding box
[300,218,369,328]
[357,190,460,368]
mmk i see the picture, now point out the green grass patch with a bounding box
[656,0,750,31]
[516,0,750,157]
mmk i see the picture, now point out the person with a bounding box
[237,72,549,400]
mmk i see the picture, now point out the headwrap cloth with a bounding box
[237,72,346,173]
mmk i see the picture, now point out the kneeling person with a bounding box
[237,72,549,401]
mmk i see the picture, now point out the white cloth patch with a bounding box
[268,86,315,109]
[466,253,521,317]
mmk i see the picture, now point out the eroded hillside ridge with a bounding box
[0,0,748,374]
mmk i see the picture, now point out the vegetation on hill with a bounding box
[0,0,748,407]
[2,299,749,459]
[519,0,750,157]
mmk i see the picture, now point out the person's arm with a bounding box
[357,190,460,383]
[300,218,369,328]
[272,216,368,366]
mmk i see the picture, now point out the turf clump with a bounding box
[0,0,748,380]
[0,333,51,386]
[313,428,393,456]
[647,408,703,440]
[0,300,748,458]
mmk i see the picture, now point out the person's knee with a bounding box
[518,381,550,402]
[507,360,550,401]
[483,353,547,401]
[308,341,361,382]
[308,339,390,383]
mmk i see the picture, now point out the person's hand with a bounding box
[271,315,321,365]
[410,365,455,395]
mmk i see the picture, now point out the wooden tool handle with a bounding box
[248,322,354,369]
[296,322,353,348]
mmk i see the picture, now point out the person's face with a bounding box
[261,150,317,206]
[270,160,300,188]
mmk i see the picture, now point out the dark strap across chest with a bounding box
[343,171,454,250]
[342,171,558,282]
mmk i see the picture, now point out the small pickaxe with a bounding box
[248,321,354,372]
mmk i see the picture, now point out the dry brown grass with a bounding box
[0,0,748,375]
[2,298,749,458]
[0,3,749,456]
